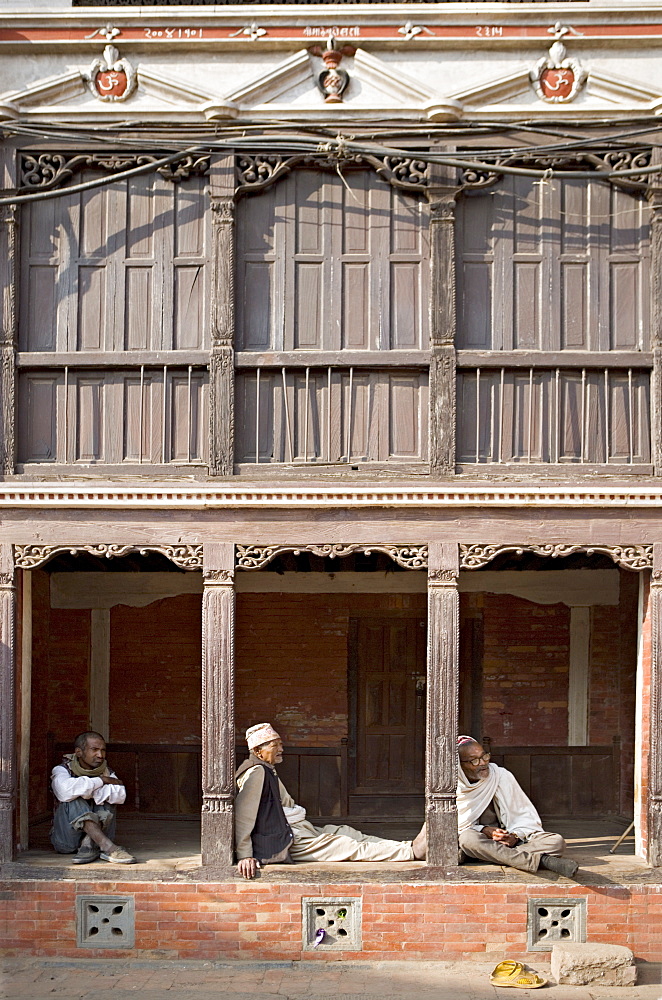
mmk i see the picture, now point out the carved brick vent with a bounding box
[302,897,362,951]
[527,898,586,952]
[76,895,135,949]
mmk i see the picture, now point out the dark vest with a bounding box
[245,762,292,863]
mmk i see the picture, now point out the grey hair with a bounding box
[74,731,105,752]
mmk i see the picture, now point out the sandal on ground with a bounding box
[99,847,137,864]
[490,962,524,985]
[492,971,547,989]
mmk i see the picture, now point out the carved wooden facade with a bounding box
[6,144,658,478]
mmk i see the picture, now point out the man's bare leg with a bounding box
[82,819,116,855]
[412,822,427,860]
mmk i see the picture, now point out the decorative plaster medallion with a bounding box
[530,23,587,104]
[83,44,136,103]
[311,37,353,104]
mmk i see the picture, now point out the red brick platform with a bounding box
[2,875,661,963]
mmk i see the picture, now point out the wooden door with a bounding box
[350,616,426,803]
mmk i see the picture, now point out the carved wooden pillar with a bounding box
[647,161,662,475]
[209,155,235,476]
[201,542,235,866]
[0,149,17,475]
[648,545,662,865]
[428,163,460,477]
[426,541,459,866]
[0,544,16,860]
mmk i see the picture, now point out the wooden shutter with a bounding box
[18,172,210,468]
[457,176,650,354]
[236,169,429,353]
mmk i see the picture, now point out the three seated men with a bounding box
[456,735,578,878]
[235,723,427,878]
[50,732,136,865]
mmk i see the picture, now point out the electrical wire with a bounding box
[2,116,662,205]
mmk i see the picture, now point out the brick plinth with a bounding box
[1,878,660,962]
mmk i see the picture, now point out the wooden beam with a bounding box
[201,541,235,866]
[89,608,110,738]
[568,606,591,746]
[457,350,653,369]
[428,164,460,476]
[647,161,662,476]
[0,148,17,476]
[0,543,16,861]
[17,351,209,368]
[209,155,236,477]
[18,569,31,851]
[235,350,430,369]
[648,545,662,865]
[426,540,459,866]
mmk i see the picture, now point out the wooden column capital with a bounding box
[426,542,459,866]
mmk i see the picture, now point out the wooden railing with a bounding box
[457,366,651,467]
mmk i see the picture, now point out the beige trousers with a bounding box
[459,829,565,873]
[289,820,414,862]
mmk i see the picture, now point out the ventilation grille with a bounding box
[302,897,362,951]
[527,898,586,952]
[76,895,135,949]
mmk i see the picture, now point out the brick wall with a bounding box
[235,593,426,746]
[109,596,201,744]
[479,594,570,746]
[1,878,660,962]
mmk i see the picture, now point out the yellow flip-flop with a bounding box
[489,961,524,984]
[492,971,547,989]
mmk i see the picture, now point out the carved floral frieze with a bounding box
[235,543,428,571]
[20,152,211,192]
[459,543,653,572]
[14,543,203,571]
[236,151,429,196]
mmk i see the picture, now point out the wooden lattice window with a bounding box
[235,168,430,469]
[456,175,652,470]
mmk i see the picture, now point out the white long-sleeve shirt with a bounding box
[51,764,127,806]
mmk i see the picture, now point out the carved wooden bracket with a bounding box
[235,152,429,197]
[460,149,652,193]
[459,543,653,572]
[14,543,203,571]
[235,543,428,571]
[19,152,211,192]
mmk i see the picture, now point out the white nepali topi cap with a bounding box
[246,723,281,751]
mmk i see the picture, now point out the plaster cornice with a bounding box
[0,482,662,509]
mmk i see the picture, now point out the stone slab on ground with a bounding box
[2,958,661,1000]
[551,942,638,986]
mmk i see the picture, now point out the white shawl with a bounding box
[456,761,544,840]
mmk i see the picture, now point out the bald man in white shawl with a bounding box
[456,736,578,878]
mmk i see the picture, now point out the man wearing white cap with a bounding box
[235,723,427,879]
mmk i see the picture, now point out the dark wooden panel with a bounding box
[489,745,619,817]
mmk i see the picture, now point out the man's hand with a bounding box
[100,774,123,785]
[237,858,261,880]
[482,826,519,847]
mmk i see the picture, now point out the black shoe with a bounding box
[539,853,578,878]
[72,846,101,864]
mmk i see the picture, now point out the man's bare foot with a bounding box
[412,822,427,860]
